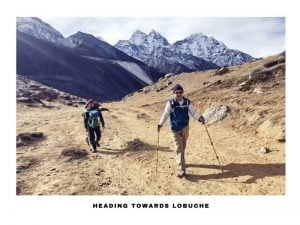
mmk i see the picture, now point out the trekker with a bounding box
[157,84,205,178]
[83,99,105,153]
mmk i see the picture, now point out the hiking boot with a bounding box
[96,142,100,147]
[92,149,97,153]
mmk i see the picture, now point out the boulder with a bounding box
[155,84,168,92]
[249,66,271,82]
[249,62,285,83]
[238,80,251,91]
[263,53,285,68]
[276,129,285,142]
[17,97,36,103]
[214,67,229,75]
[165,73,175,78]
[203,105,229,124]
[253,88,264,94]
[257,120,285,141]
[259,146,269,154]
[207,80,222,88]
[16,132,44,147]
[33,90,59,100]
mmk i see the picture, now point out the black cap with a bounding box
[173,84,184,93]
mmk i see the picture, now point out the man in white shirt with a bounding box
[157,84,205,178]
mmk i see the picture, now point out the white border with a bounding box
[1,0,299,224]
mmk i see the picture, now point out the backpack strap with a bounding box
[169,98,190,109]
[169,98,176,110]
[184,97,190,107]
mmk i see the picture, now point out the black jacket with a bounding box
[83,104,105,129]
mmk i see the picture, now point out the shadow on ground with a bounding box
[95,144,172,156]
[185,163,285,184]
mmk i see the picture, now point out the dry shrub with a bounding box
[61,148,88,160]
[17,156,38,172]
[16,132,44,147]
[124,139,152,152]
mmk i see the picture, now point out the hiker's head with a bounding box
[87,99,95,108]
[173,84,184,100]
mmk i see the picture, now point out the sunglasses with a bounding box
[175,91,183,94]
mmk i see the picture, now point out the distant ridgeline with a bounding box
[16,17,254,101]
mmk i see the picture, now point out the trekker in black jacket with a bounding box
[83,99,105,153]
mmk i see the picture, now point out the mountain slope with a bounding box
[64,31,161,82]
[16,18,163,101]
[16,53,285,195]
[17,31,149,101]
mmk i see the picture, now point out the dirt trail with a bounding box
[16,100,284,195]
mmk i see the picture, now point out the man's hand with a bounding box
[102,124,105,129]
[157,124,162,132]
[198,116,205,124]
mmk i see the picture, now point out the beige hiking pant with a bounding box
[171,126,189,173]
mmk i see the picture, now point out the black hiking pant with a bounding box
[88,126,101,150]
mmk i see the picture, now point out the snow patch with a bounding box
[115,61,153,85]
[17,17,64,43]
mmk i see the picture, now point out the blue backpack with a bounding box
[87,109,100,128]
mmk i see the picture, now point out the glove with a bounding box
[157,124,162,132]
[198,116,205,124]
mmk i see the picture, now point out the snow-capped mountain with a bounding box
[172,33,254,67]
[16,17,162,101]
[16,17,64,44]
[131,29,169,52]
[115,30,218,74]
[129,30,147,45]
[115,30,255,73]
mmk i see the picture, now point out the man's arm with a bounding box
[188,102,205,123]
[98,109,105,127]
[159,101,172,126]
[83,112,89,130]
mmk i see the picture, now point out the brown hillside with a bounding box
[16,53,285,195]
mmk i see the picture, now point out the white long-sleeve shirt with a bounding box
[159,98,201,126]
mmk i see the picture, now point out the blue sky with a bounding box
[40,17,285,58]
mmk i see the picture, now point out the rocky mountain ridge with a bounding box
[17,74,86,107]
[115,30,254,74]
[16,17,162,101]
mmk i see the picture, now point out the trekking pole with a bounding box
[203,124,224,173]
[155,130,159,180]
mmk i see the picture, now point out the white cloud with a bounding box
[40,17,285,58]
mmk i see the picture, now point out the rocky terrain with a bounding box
[17,74,86,107]
[16,52,285,195]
